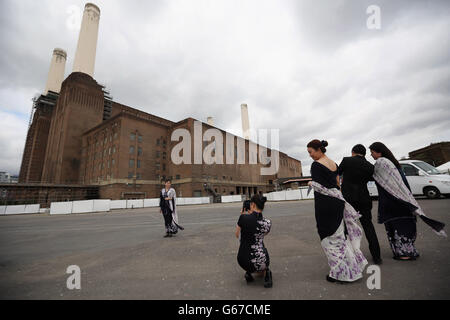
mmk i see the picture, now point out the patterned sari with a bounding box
[311,181,368,282]
[160,188,184,234]
[373,157,446,257]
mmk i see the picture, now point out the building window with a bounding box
[130,133,136,140]
[129,146,135,154]
[162,164,166,171]
[156,138,160,146]
[108,147,111,155]
[138,147,142,156]
[176,174,180,180]
[162,152,166,159]
[113,132,118,139]
[156,163,160,170]
[156,151,160,158]
[129,159,135,168]
[138,135,143,143]
[112,146,116,154]
[137,160,141,168]
[136,173,141,180]
[128,172,133,179]
[112,159,115,166]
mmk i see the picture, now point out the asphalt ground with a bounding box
[0,199,449,299]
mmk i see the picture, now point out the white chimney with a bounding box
[241,103,250,140]
[72,3,100,77]
[44,48,67,95]
[207,117,214,126]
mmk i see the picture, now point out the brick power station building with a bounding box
[16,3,302,203]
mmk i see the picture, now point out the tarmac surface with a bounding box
[0,199,449,299]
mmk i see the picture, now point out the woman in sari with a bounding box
[307,139,367,283]
[159,179,184,238]
[369,142,446,260]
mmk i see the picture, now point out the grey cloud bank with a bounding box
[0,0,449,175]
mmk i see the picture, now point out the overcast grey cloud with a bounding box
[0,0,449,175]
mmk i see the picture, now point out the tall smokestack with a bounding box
[44,48,67,94]
[241,103,250,140]
[207,117,214,126]
[72,3,100,77]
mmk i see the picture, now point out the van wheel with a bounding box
[424,187,440,199]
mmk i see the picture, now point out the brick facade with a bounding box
[19,72,302,201]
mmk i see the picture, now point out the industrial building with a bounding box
[17,2,302,203]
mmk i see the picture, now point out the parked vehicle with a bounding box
[367,160,450,199]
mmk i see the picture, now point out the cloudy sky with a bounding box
[1,0,449,176]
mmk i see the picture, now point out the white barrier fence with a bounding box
[47,196,212,215]
[1,196,213,216]
[2,190,312,216]
[221,195,245,203]
[0,204,41,215]
[264,187,314,202]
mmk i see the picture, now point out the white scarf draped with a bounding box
[162,187,178,224]
[373,157,446,237]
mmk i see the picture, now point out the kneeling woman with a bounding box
[307,139,368,283]
[235,194,273,288]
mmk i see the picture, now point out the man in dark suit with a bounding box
[339,144,382,264]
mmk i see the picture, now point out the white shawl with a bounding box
[373,157,446,237]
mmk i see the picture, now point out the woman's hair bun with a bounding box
[251,194,267,210]
[321,140,328,147]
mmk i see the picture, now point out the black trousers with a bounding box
[359,209,381,261]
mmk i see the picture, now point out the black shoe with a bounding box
[264,269,273,288]
[164,233,170,238]
[168,233,173,237]
[245,272,254,283]
[393,256,416,261]
[326,275,337,283]
[326,275,349,284]
[373,258,383,265]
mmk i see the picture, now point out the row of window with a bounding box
[125,174,182,180]
[128,159,142,168]
[130,133,143,142]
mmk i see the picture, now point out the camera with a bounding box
[242,200,251,212]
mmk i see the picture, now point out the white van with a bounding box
[367,160,450,199]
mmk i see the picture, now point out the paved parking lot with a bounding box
[0,199,449,299]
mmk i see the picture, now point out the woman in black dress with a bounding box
[235,194,273,288]
[307,139,367,283]
[369,142,446,260]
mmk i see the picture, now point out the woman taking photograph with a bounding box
[307,139,367,283]
[235,194,273,288]
[369,142,446,260]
